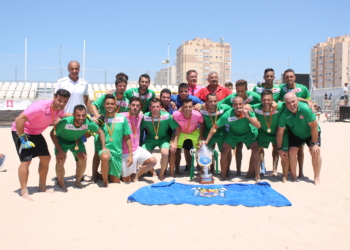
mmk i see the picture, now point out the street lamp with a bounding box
[162,43,170,87]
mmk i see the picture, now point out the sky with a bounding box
[0,0,349,83]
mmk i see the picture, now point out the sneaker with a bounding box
[0,154,6,170]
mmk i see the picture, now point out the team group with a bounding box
[12,61,322,201]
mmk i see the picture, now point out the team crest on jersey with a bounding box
[144,113,169,122]
[192,187,227,198]
[117,100,129,107]
[283,86,301,93]
[133,91,152,99]
[228,117,239,122]
[65,124,88,130]
[299,115,304,119]
[244,96,253,104]
[254,108,279,115]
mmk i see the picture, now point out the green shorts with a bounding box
[207,136,225,152]
[142,139,170,152]
[98,150,122,178]
[55,138,86,161]
[177,129,200,149]
[257,133,289,152]
[94,134,101,152]
[224,131,257,149]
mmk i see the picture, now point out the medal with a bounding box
[213,129,217,133]
[106,115,116,141]
[75,146,79,150]
[151,115,161,141]
[109,138,113,142]
[53,130,56,135]
[267,128,271,133]
[263,107,273,134]
[208,106,218,133]
[155,136,159,139]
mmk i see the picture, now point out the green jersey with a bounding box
[100,114,132,154]
[251,102,285,136]
[216,108,257,136]
[252,84,281,101]
[219,91,261,106]
[279,83,311,101]
[55,116,99,143]
[141,111,178,141]
[124,88,156,113]
[199,103,231,137]
[278,102,320,139]
[93,92,129,115]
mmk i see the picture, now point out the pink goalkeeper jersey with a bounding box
[120,112,143,154]
[173,110,203,133]
[11,99,65,135]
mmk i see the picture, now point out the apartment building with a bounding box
[176,37,231,85]
[154,66,176,86]
[310,35,350,88]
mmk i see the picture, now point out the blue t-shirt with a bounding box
[171,94,204,108]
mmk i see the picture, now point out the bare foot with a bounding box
[58,184,68,192]
[74,182,83,189]
[282,176,288,183]
[269,171,278,177]
[291,177,298,182]
[90,176,97,183]
[298,173,305,178]
[314,177,320,185]
[103,182,108,188]
[236,171,242,177]
[38,188,54,193]
[22,193,35,201]
[245,173,255,179]
[255,177,261,182]
[158,174,165,181]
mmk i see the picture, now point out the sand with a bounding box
[0,117,349,250]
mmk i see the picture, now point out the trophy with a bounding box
[193,144,214,184]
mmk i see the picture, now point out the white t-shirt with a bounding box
[343,86,349,95]
[55,76,88,113]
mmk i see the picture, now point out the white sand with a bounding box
[0,118,349,249]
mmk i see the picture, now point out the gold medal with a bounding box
[106,115,116,141]
[155,136,159,139]
[74,146,79,150]
[213,129,217,133]
[263,108,273,135]
[140,111,143,114]
[152,115,161,141]
[53,130,56,135]
[208,107,218,133]
[109,138,113,142]
[267,128,271,133]
[133,134,138,139]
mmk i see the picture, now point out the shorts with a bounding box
[257,133,289,152]
[94,134,101,152]
[207,136,225,152]
[12,131,50,162]
[54,138,86,161]
[122,147,153,177]
[177,129,200,149]
[289,131,321,148]
[224,131,257,149]
[142,139,170,152]
[345,95,349,100]
[98,149,122,178]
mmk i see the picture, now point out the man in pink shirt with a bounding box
[171,98,204,173]
[120,97,157,183]
[12,89,71,201]
[187,70,203,96]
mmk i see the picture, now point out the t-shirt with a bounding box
[199,103,231,137]
[171,94,204,108]
[55,116,99,143]
[279,83,311,101]
[251,102,285,136]
[93,92,129,115]
[278,102,320,139]
[219,91,261,106]
[100,114,132,155]
[252,84,281,101]
[11,100,65,135]
[54,76,88,113]
[173,110,203,133]
[124,88,156,113]
[188,85,203,96]
[195,85,232,102]
[216,108,257,136]
[141,111,179,141]
[343,86,349,95]
[120,112,143,154]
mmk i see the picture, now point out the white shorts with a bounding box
[122,147,153,177]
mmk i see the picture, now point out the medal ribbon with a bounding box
[115,98,123,113]
[263,108,273,130]
[105,115,116,139]
[208,106,218,128]
[185,114,192,133]
[151,115,160,137]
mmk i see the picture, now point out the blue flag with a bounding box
[127,180,292,207]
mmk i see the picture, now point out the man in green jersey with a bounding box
[51,105,107,191]
[90,77,129,182]
[251,90,289,182]
[124,73,156,114]
[253,68,281,101]
[277,93,322,185]
[279,69,313,178]
[141,98,179,180]
[97,94,133,186]
[205,96,261,181]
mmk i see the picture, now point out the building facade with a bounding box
[310,35,350,89]
[176,37,231,85]
[154,66,176,86]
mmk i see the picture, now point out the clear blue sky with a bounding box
[0,0,349,83]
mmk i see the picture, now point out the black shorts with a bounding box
[12,131,50,162]
[182,139,193,151]
[289,131,321,148]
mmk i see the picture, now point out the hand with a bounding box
[271,101,278,111]
[56,149,66,163]
[127,155,133,168]
[278,149,288,162]
[92,115,101,125]
[310,144,320,155]
[243,104,252,112]
[54,117,62,125]
[240,108,249,118]
[170,142,177,154]
[194,103,202,111]
[102,148,110,154]
[19,134,35,149]
[84,131,92,138]
[170,101,177,111]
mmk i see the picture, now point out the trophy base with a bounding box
[200,175,214,184]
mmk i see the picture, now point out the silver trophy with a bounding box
[194,144,214,184]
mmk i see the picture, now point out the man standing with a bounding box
[251,90,289,182]
[224,82,234,92]
[12,89,70,201]
[186,70,203,96]
[276,93,322,185]
[343,83,349,106]
[120,97,157,183]
[141,98,179,180]
[171,99,204,174]
[51,105,107,191]
[124,73,156,113]
[55,61,94,114]
[252,68,281,101]
[205,97,261,181]
[160,88,177,114]
[195,72,231,102]
[171,83,204,108]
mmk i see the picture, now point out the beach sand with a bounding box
[0,118,349,249]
